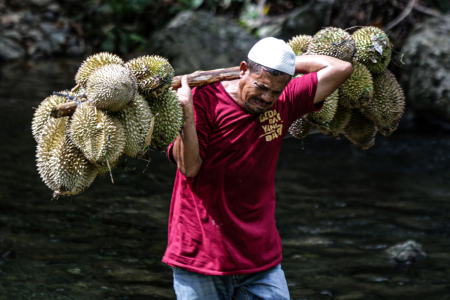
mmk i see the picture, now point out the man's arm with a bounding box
[172,75,203,177]
[295,55,353,104]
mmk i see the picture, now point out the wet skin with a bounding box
[237,68,291,114]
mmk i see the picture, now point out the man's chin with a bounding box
[244,103,266,114]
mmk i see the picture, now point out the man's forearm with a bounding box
[173,105,202,177]
[295,55,353,103]
[295,54,349,75]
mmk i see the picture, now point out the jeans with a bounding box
[171,264,290,300]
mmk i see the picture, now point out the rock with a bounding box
[148,10,258,75]
[29,0,53,7]
[386,240,426,265]
[276,0,332,41]
[34,40,54,57]
[3,30,22,41]
[23,11,40,24]
[27,29,44,42]
[400,14,450,129]
[65,36,86,57]
[0,38,26,61]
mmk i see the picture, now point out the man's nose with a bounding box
[260,92,273,102]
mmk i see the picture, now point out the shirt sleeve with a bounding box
[281,72,320,125]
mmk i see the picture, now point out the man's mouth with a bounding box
[252,98,266,108]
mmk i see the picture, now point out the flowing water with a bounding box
[0,59,449,300]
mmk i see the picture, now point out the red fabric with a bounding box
[163,73,319,275]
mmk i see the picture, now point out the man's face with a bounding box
[237,62,291,114]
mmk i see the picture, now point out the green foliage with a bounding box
[73,0,153,55]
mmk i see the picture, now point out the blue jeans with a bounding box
[171,264,290,300]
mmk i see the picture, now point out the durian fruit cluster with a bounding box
[32,52,184,198]
[287,26,405,150]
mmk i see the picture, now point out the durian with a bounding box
[288,117,313,139]
[343,109,377,150]
[32,94,68,142]
[306,89,339,126]
[288,35,312,56]
[86,64,137,112]
[36,117,97,197]
[118,94,154,158]
[339,61,373,108]
[352,26,392,74]
[69,102,126,165]
[307,27,356,62]
[148,88,184,150]
[126,55,174,98]
[361,69,405,136]
[75,52,124,88]
[318,103,352,138]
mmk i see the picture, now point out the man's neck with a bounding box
[221,79,240,102]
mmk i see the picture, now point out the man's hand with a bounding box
[176,75,194,117]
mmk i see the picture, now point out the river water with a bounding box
[0,59,449,300]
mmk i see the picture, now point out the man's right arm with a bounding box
[172,75,203,178]
[295,55,353,104]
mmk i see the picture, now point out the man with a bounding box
[163,37,353,299]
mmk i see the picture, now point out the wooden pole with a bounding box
[171,66,240,89]
[51,66,241,118]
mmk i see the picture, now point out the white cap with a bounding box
[247,37,296,76]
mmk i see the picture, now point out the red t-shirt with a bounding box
[162,73,319,275]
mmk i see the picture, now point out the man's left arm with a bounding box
[295,55,353,104]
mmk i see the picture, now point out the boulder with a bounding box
[0,38,26,61]
[400,14,450,129]
[147,10,258,75]
[276,0,332,41]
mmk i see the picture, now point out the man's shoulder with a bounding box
[192,81,232,103]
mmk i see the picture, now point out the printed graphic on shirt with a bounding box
[259,109,283,142]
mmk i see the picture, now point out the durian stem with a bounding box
[51,101,82,118]
[106,159,114,184]
[71,83,81,93]
[51,67,241,118]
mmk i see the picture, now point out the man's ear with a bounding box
[239,61,248,78]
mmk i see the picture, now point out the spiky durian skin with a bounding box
[352,26,392,75]
[75,52,124,88]
[32,94,68,142]
[360,69,405,136]
[69,102,126,165]
[288,117,313,139]
[86,64,138,112]
[288,35,312,56]
[148,88,184,150]
[36,117,97,197]
[126,55,174,98]
[307,27,356,62]
[306,89,339,126]
[36,117,68,189]
[343,109,377,150]
[318,102,352,138]
[118,94,154,158]
[339,61,373,109]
